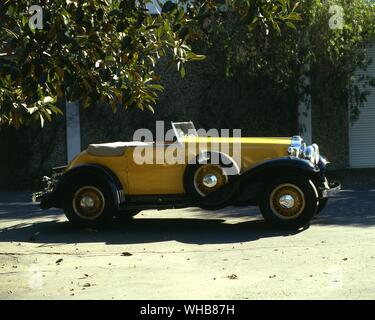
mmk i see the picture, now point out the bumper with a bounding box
[32,190,58,209]
[31,176,59,209]
[320,180,341,198]
[31,191,47,204]
[317,156,341,199]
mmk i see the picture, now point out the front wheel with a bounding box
[260,174,318,229]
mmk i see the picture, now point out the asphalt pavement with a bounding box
[0,169,374,299]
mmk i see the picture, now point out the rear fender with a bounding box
[44,164,124,209]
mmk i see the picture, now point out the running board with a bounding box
[118,194,191,211]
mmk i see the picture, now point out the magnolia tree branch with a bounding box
[0,0,301,128]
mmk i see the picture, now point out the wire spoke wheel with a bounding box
[260,174,318,229]
[72,186,106,220]
[270,183,305,220]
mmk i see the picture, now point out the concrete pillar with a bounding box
[298,63,312,145]
[65,100,81,162]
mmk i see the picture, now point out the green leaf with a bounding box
[146,104,155,113]
[186,52,206,61]
[43,96,54,104]
[27,106,39,114]
[39,114,45,127]
[147,84,164,92]
[49,105,64,115]
[287,12,302,21]
[286,21,296,31]
[180,65,185,79]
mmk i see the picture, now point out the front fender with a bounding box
[241,157,320,181]
[197,157,319,208]
[228,157,320,206]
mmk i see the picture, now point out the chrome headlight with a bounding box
[288,136,304,157]
[303,144,320,164]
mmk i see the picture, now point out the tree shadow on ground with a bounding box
[186,190,375,227]
[313,190,375,227]
[0,217,305,245]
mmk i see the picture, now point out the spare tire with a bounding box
[183,152,240,210]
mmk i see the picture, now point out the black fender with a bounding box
[40,164,124,210]
[240,157,320,182]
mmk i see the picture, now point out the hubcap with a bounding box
[202,174,218,188]
[279,194,295,209]
[73,186,105,220]
[194,164,228,196]
[80,196,95,209]
[270,184,305,220]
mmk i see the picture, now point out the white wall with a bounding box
[349,44,375,168]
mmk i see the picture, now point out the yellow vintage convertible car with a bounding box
[33,122,340,229]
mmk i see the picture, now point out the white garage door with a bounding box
[349,45,375,168]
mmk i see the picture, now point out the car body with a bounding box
[33,122,341,229]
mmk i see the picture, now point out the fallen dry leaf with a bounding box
[121,252,132,257]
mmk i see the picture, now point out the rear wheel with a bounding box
[64,179,115,228]
[260,174,318,229]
